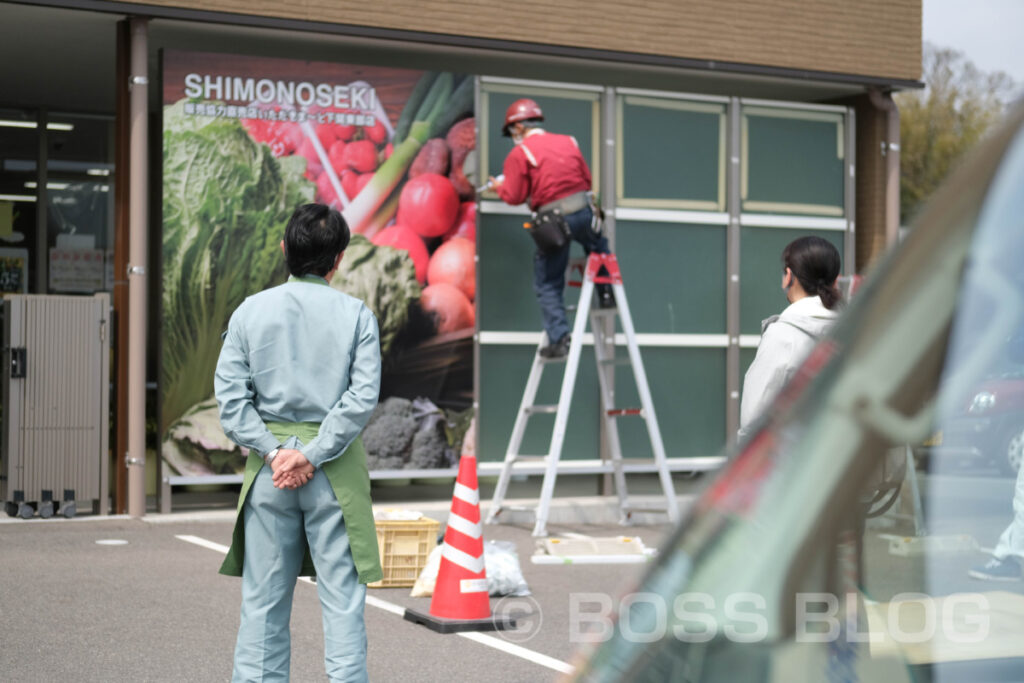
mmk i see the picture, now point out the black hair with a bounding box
[782,236,842,310]
[283,203,350,277]
[502,117,544,137]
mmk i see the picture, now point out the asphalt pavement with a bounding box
[0,503,675,682]
[4,467,1017,682]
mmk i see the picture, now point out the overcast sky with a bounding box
[924,0,1024,93]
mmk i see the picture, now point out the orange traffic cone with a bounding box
[404,418,515,634]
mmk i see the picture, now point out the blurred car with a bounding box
[918,369,1024,476]
[567,101,1024,682]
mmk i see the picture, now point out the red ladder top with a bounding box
[567,253,623,287]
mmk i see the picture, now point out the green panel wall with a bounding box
[478,344,600,462]
[478,346,726,463]
[743,110,845,213]
[484,90,597,184]
[478,212,550,332]
[740,348,756,378]
[615,221,726,333]
[619,98,723,206]
[609,347,727,459]
[739,227,845,334]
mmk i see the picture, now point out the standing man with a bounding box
[489,98,613,359]
[215,203,383,682]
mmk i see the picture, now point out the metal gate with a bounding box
[2,294,110,518]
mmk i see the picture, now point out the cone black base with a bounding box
[403,607,517,634]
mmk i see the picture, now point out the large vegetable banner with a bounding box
[161,50,477,477]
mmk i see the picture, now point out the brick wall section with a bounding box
[136,0,921,82]
[851,95,890,271]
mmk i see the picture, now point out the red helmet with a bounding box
[502,98,544,136]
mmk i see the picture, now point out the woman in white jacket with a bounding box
[739,236,842,438]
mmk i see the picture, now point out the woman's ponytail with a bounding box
[817,279,842,310]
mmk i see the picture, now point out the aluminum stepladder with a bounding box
[485,252,681,536]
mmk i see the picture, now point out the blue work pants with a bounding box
[232,462,367,683]
[533,206,610,343]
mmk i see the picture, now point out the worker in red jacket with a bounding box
[488,98,612,359]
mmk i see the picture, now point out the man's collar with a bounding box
[288,274,329,286]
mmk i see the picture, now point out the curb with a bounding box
[2,494,697,528]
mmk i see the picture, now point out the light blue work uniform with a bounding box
[214,274,382,683]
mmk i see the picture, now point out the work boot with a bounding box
[539,334,571,359]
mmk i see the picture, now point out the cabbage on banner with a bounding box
[161,100,314,436]
[329,234,420,357]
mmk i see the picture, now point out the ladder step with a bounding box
[538,355,568,363]
[524,405,559,415]
[498,505,536,513]
[606,408,643,417]
[513,455,548,463]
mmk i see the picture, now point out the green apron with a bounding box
[219,423,383,585]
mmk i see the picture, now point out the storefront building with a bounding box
[0,0,921,514]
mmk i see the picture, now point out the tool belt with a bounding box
[526,191,595,253]
[524,209,571,254]
[538,191,590,216]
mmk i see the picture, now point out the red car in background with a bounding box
[918,375,1024,476]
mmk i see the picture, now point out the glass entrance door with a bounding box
[0,109,114,294]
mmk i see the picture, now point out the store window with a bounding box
[0,109,114,295]
[0,108,38,294]
[44,113,115,294]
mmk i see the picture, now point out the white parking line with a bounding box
[457,631,574,674]
[175,534,574,675]
[176,534,230,554]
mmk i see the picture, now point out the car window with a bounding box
[570,105,1024,682]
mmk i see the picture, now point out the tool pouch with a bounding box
[526,210,571,254]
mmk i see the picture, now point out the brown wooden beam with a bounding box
[112,18,131,514]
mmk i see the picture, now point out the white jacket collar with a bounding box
[780,295,837,320]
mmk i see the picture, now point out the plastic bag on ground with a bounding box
[410,544,443,598]
[484,540,531,597]
[410,540,531,597]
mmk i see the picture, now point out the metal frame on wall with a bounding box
[726,96,743,438]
